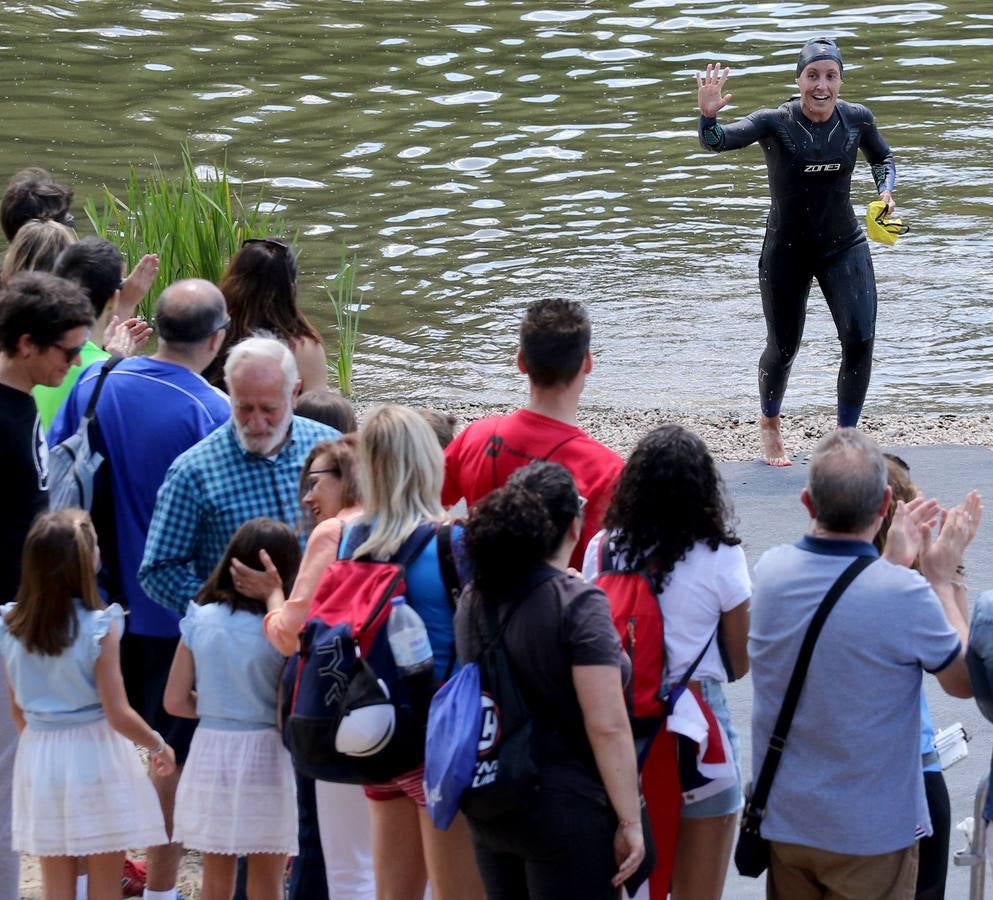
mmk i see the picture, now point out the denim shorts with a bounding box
[680,679,742,819]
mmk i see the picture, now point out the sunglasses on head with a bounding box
[242,237,290,253]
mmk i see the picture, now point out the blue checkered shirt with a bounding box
[138,416,338,615]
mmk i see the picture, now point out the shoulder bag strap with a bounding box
[676,629,716,691]
[83,355,124,421]
[747,554,875,817]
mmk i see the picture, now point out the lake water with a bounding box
[4,0,992,413]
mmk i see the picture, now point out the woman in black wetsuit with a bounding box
[697,38,896,466]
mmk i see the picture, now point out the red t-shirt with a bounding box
[442,409,623,568]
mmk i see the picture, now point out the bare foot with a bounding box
[760,415,792,467]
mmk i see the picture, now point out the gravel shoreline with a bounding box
[361,400,993,462]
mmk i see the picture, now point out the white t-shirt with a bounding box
[582,530,751,683]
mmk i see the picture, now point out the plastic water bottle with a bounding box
[387,596,434,677]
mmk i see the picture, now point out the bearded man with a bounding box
[139,333,338,615]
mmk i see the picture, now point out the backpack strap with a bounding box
[83,355,124,421]
[340,521,436,567]
[436,521,462,613]
[597,533,613,575]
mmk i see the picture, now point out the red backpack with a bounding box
[593,537,666,725]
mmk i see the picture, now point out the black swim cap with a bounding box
[795,37,844,78]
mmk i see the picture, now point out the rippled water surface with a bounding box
[4,0,992,412]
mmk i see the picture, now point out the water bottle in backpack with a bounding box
[387,596,434,677]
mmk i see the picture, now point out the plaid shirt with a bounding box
[139,416,338,615]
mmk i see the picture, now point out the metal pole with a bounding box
[953,774,988,899]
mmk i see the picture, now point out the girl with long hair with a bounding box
[204,237,327,392]
[164,517,302,900]
[0,509,173,899]
[241,434,370,900]
[582,424,750,900]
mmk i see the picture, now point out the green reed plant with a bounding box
[84,143,286,319]
[325,256,363,397]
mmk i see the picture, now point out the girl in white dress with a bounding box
[165,517,301,900]
[0,509,174,899]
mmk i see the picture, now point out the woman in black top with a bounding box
[455,461,644,900]
[697,38,897,466]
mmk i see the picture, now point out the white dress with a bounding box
[172,602,297,855]
[0,602,167,856]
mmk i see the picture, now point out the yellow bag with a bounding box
[866,199,909,245]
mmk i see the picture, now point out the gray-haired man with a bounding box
[749,429,978,899]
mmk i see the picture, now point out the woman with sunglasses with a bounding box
[697,38,897,467]
[205,237,328,393]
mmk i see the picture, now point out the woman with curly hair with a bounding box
[457,461,644,899]
[582,424,750,900]
[203,238,328,393]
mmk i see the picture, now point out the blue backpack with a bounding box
[424,662,482,829]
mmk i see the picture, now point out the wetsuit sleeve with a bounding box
[858,107,896,193]
[698,110,771,152]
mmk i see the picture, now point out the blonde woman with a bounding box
[0,218,76,285]
[343,405,482,900]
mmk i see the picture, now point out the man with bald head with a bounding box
[48,278,232,899]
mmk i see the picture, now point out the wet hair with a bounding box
[417,407,458,449]
[1,219,77,286]
[518,297,591,388]
[796,36,844,78]
[299,435,361,529]
[295,389,357,434]
[604,424,739,590]
[807,429,887,533]
[0,271,94,356]
[5,509,104,656]
[352,404,444,559]
[872,454,918,558]
[53,237,124,318]
[1,168,74,242]
[207,238,319,386]
[154,279,228,346]
[194,517,301,616]
[465,461,581,603]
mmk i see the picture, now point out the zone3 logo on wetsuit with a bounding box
[699,97,895,253]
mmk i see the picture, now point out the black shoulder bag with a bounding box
[735,555,875,877]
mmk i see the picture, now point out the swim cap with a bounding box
[866,200,909,246]
[796,37,844,78]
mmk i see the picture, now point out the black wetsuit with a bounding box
[699,98,895,425]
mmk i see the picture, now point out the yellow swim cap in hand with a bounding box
[866,199,909,245]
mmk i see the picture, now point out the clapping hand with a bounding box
[103,316,153,356]
[921,490,983,585]
[882,496,940,568]
[697,63,733,117]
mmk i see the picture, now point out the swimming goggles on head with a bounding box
[866,199,910,245]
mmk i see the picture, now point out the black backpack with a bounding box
[460,598,540,821]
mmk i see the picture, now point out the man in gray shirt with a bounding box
[749,429,978,899]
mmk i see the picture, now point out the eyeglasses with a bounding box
[304,467,341,492]
[577,495,588,518]
[51,341,84,364]
[211,316,231,335]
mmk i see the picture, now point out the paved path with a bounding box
[718,444,993,899]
